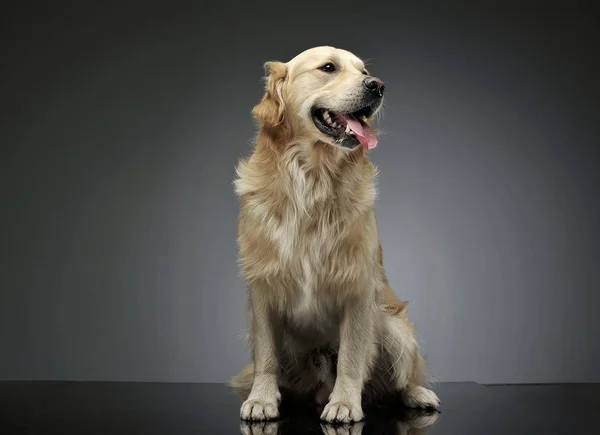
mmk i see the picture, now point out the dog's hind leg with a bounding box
[311,350,336,405]
[381,308,440,410]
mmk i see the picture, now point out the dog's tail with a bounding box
[227,364,254,400]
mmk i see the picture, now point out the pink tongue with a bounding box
[341,115,378,150]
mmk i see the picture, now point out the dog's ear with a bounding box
[252,61,288,127]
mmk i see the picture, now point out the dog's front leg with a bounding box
[240,287,281,421]
[321,290,378,423]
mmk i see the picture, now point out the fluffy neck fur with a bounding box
[235,128,378,221]
[234,127,381,300]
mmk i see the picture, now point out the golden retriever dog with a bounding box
[230,46,440,424]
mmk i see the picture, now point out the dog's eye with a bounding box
[318,63,336,73]
[362,70,369,75]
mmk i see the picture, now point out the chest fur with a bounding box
[235,144,382,312]
[237,173,378,297]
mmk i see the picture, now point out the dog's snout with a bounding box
[363,77,385,97]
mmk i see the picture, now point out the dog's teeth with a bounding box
[345,124,350,133]
[323,111,336,127]
[332,122,338,128]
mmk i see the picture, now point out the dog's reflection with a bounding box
[240,421,279,435]
[240,408,440,435]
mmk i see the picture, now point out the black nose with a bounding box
[363,77,385,97]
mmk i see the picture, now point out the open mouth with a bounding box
[311,106,378,150]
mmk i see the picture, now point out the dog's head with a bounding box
[253,46,384,150]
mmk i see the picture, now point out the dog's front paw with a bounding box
[320,401,364,423]
[401,386,441,410]
[240,398,280,421]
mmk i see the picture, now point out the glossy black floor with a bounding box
[1,381,598,434]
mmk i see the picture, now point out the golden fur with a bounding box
[230,46,439,424]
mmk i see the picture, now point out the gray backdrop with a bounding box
[1,1,598,384]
